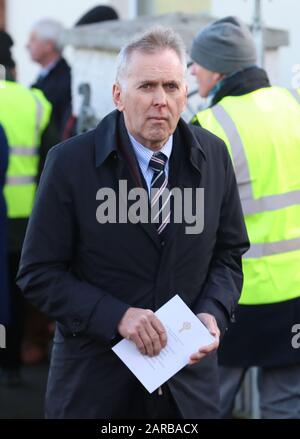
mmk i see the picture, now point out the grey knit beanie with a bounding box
[191,16,256,75]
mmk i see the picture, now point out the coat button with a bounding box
[161,240,165,246]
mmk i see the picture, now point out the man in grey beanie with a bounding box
[191,16,256,77]
[190,16,300,419]
[190,16,257,100]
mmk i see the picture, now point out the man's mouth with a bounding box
[148,116,168,121]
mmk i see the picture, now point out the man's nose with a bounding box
[153,86,167,106]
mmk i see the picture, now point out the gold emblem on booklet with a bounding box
[179,321,191,333]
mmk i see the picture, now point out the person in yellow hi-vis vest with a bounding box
[0,30,57,385]
[189,16,300,419]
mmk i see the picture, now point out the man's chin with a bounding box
[148,126,170,139]
[147,134,169,147]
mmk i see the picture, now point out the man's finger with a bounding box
[150,316,168,347]
[143,320,163,356]
[206,321,218,335]
[199,345,218,355]
[199,340,219,353]
[129,332,147,355]
[188,352,206,364]
[189,340,219,364]
[137,328,154,356]
[198,313,220,340]
[138,312,164,355]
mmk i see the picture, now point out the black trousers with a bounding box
[142,384,183,419]
[105,383,183,419]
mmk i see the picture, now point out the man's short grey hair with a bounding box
[32,19,65,53]
[116,26,187,84]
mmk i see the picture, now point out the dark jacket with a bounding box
[32,57,71,137]
[17,110,249,418]
[0,124,10,324]
[192,66,300,367]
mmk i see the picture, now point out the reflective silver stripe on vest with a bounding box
[244,236,300,259]
[31,93,44,145]
[5,176,36,185]
[211,103,300,216]
[289,88,300,105]
[211,104,253,200]
[6,94,44,187]
[10,146,39,156]
[243,190,300,215]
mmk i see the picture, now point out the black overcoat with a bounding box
[17,110,249,418]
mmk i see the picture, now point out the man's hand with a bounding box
[118,307,168,356]
[188,313,220,365]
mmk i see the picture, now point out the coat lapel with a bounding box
[116,115,161,249]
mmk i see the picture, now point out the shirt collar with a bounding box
[38,58,60,79]
[128,132,173,170]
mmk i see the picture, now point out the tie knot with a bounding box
[149,152,168,173]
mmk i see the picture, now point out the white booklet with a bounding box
[112,294,215,393]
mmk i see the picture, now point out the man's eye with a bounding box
[140,84,152,89]
[166,83,178,90]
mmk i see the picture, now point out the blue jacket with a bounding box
[0,124,10,324]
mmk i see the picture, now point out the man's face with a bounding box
[191,63,223,98]
[26,31,53,64]
[113,49,187,150]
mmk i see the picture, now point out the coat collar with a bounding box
[94,110,119,167]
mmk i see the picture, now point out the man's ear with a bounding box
[184,84,188,104]
[180,83,188,112]
[213,72,226,84]
[112,82,124,111]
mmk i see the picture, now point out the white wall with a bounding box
[211,0,300,87]
[7,0,299,88]
[6,0,135,86]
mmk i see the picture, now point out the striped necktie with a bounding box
[149,152,171,235]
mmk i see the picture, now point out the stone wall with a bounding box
[64,12,289,123]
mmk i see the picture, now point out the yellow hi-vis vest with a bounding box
[193,87,300,305]
[0,81,51,218]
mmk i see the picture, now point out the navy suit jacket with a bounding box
[32,57,71,136]
[17,110,249,418]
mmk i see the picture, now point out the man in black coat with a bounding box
[17,27,249,419]
[27,19,71,137]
